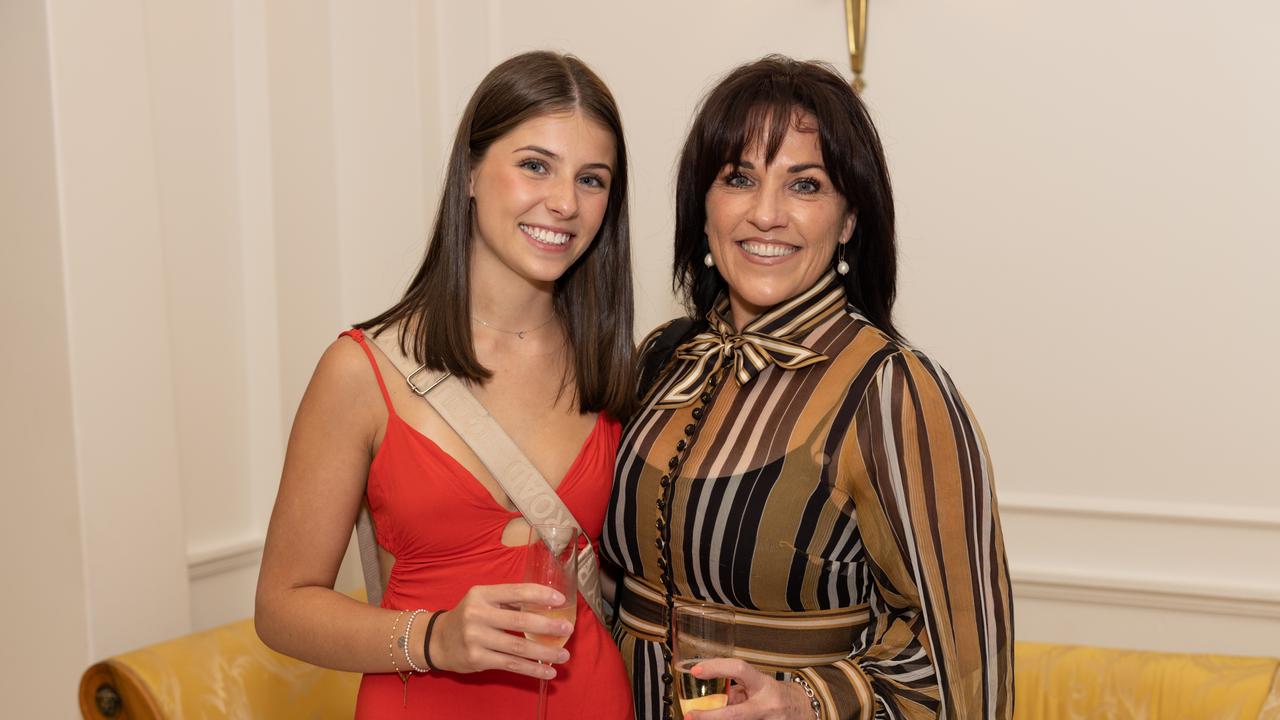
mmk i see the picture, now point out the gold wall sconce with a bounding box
[844,0,868,92]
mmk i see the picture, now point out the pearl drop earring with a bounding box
[704,252,715,268]
[836,243,850,276]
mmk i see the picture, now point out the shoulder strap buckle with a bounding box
[406,365,450,397]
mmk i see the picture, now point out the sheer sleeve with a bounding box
[799,350,1013,719]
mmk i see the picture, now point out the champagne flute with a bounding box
[673,603,735,715]
[522,525,579,720]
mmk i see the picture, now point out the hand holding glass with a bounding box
[523,525,579,719]
[673,604,735,714]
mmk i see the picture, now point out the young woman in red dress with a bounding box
[255,51,636,718]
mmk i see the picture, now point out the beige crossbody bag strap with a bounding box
[363,331,607,624]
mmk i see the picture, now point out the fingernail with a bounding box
[557,650,569,663]
[549,591,565,605]
[559,622,573,634]
[543,666,556,679]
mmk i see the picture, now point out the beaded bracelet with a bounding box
[792,674,821,719]
[402,609,429,673]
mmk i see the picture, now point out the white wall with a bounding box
[1,3,91,718]
[869,0,1280,654]
[4,1,1277,716]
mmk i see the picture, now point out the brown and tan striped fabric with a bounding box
[602,272,1013,719]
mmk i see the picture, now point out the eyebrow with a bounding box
[735,160,827,174]
[515,145,614,175]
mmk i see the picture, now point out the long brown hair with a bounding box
[358,51,635,418]
[674,55,900,340]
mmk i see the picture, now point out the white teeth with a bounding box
[740,241,798,258]
[520,224,570,246]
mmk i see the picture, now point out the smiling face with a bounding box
[469,110,616,288]
[704,114,855,329]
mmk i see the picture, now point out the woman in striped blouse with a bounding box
[602,56,1013,719]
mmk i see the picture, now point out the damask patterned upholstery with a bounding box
[79,624,1280,719]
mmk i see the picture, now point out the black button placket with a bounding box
[655,365,728,719]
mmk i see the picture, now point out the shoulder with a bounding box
[316,333,377,388]
[828,307,969,408]
[865,342,977,427]
[817,306,903,384]
[832,305,900,354]
[301,334,387,424]
[636,316,699,370]
[637,317,697,358]
[633,316,699,404]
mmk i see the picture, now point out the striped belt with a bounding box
[617,575,870,669]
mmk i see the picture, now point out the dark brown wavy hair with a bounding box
[358,51,635,418]
[674,54,900,340]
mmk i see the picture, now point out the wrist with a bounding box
[386,609,409,677]
[406,610,430,670]
[790,674,821,719]
[422,609,445,672]
[401,609,429,673]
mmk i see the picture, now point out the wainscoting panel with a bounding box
[1001,491,1280,656]
[188,534,365,631]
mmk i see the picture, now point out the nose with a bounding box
[746,184,785,231]
[546,175,579,218]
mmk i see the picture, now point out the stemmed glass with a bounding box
[522,525,579,720]
[673,603,736,715]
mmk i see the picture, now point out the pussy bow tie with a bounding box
[653,310,828,409]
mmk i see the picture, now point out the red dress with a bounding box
[342,330,634,719]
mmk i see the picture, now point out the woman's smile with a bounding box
[735,237,800,261]
[518,222,574,251]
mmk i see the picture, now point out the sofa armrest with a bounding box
[78,617,359,719]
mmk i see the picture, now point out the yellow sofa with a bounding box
[80,623,1280,719]
[79,615,359,719]
[1014,643,1279,719]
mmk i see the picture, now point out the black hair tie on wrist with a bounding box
[422,610,444,672]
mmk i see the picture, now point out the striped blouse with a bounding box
[603,272,1013,719]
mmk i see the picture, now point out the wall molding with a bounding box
[1012,566,1280,620]
[188,537,263,581]
[1002,491,1280,620]
[999,491,1280,530]
[184,532,1280,622]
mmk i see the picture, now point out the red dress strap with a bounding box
[338,329,395,415]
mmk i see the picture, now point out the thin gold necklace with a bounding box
[472,314,556,340]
